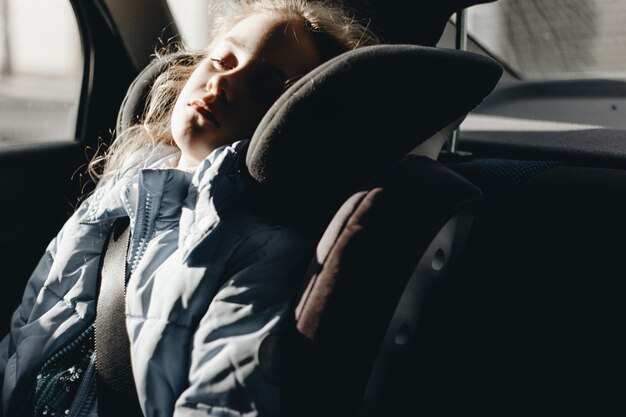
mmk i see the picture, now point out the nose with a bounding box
[205,74,228,103]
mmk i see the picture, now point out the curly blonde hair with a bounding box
[89,0,379,182]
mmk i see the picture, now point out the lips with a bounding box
[188,99,220,126]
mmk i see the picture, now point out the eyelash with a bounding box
[208,57,297,92]
[210,58,232,70]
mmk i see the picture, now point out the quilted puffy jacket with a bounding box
[0,140,313,417]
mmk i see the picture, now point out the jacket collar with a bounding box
[178,140,257,260]
[78,144,181,225]
[76,140,256,261]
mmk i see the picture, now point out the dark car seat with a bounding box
[241,44,501,417]
[114,4,502,416]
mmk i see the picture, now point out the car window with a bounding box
[0,0,81,146]
[466,0,626,81]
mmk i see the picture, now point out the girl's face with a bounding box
[171,12,321,168]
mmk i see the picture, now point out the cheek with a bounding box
[170,95,190,142]
[171,97,184,127]
[176,69,204,108]
[171,75,199,126]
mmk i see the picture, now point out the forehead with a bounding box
[217,12,321,78]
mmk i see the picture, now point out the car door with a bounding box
[0,0,137,335]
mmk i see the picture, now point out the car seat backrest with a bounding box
[246,44,502,235]
[239,44,501,417]
[115,35,502,417]
[279,155,482,417]
[424,157,626,415]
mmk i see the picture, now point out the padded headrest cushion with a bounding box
[116,56,171,133]
[246,44,502,223]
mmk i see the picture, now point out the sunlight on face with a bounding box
[171,12,321,169]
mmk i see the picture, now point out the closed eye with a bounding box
[210,58,233,71]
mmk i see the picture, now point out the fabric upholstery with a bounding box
[116,57,171,133]
[415,162,626,415]
[280,155,482,417]
[247,44,502,232]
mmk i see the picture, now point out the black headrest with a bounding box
[246,44,501,229]
[345,0,497,46]
[116,57,172,133]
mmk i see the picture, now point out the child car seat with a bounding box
[113,6,502,417]
[242,44,501,416]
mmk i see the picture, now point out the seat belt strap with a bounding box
[94,217,143,417]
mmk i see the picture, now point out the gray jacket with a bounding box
[0,141,312,417]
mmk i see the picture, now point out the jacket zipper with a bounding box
[18,194,153,417]
[15,325,94,417]
[66,354,98,417]
[129,192,153,275]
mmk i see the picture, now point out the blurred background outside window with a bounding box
[0,0,81,146]
[2,0,625,147]
[466,0,626,80]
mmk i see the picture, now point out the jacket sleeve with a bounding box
[0,234,58,395]
[173,227,313,417]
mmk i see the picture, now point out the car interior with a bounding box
[0,0,622,415]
